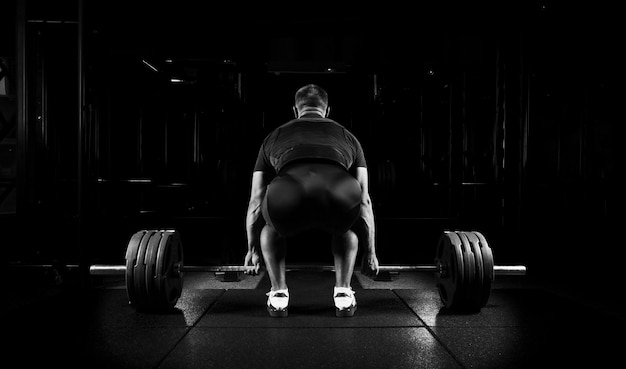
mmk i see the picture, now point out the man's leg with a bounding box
[332,230,359,288]
[332,229,358,317]
[261,224,288,291]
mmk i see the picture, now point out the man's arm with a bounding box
[354,167,379,276]
[244,171,271,274]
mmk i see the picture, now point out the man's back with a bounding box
[255,114,366,175]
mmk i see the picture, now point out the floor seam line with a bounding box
[154,289,227,369]
[392,289,469,369]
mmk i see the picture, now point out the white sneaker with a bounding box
[266,289,289,317]
[334,287,357,317]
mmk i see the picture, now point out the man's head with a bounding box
[293,84,330,118]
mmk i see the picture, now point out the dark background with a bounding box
[1,1,623,291]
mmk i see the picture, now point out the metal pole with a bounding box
[77,0,85,273]
[16,0,28,218]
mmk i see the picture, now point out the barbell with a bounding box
[89,229,526,312]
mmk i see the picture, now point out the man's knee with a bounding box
[332,230,358,251]
[261,224,284,251]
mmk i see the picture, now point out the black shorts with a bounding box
[261,161,362,237]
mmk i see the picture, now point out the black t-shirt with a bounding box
[254,115,367,175]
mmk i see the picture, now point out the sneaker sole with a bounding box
[335,305,357,317]
[267,306,288,318]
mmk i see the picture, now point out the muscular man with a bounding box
[244,84,379,317]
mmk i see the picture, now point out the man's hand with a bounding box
[244,249,262,275]
[360,252,380,277]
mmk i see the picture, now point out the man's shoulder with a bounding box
[278,118,301,128]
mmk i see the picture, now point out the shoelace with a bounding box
[266,289,289,298]
[335,293,353,298]
[333,287,355,299]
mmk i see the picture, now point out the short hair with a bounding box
[294,84,329,111]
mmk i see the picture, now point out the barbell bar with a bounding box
[89,229,526,312]
[89,263,526,276]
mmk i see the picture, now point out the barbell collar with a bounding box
[90,265,127,276]
[493,265,527,275]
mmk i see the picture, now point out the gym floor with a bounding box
[5,269,625,368]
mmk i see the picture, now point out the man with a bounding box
[244,84,379,317]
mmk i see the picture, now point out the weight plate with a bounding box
[133,230,156,310]
[144,230,163,307]
[463,231,484,311]
[155,230,184,309]
[435,231,465,309]
[154,231,171,309]
[125,230,146,306]
[473,231,494,308]
[455,231,475,310]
